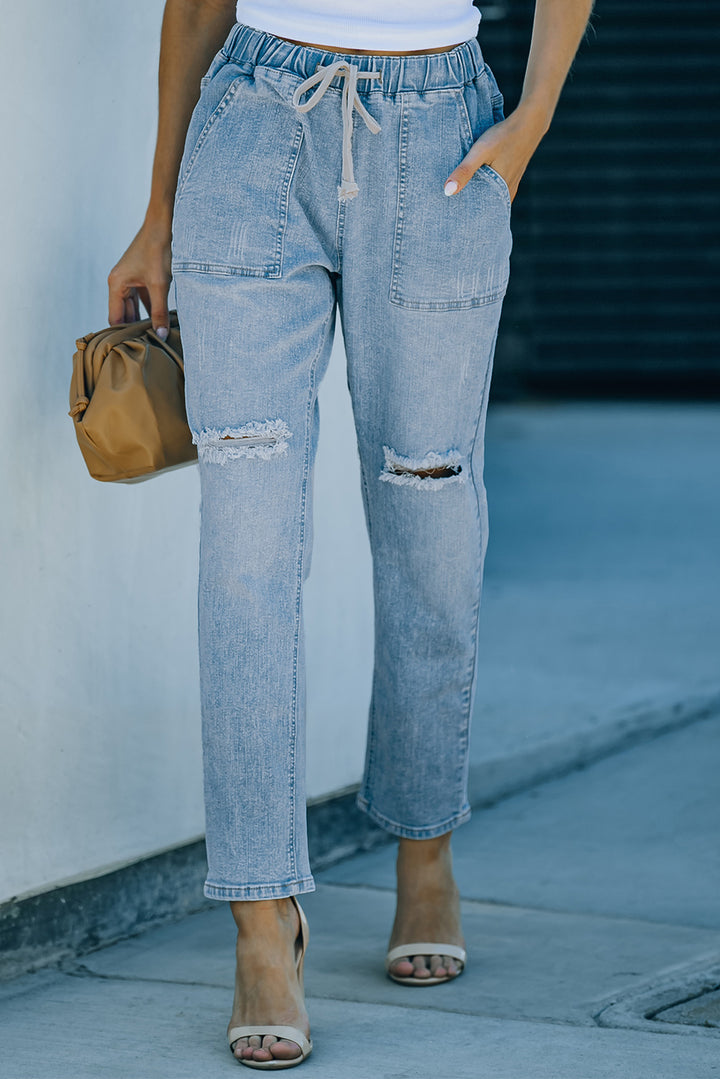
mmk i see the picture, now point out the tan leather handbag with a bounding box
[69,311,197,483]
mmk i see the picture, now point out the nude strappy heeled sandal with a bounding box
[385,942,467,986]
[228,896,313,1070]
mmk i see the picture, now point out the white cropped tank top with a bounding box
[235,1,481,52]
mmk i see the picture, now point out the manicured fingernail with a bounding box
[156,326,168,341]
[444,180,459,196]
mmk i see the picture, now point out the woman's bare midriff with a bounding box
[275,35,464,57]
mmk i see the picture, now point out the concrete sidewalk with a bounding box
[1,714,718,1077]
[2,401,719,1077]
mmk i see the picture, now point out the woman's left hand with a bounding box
[444,103,550,203]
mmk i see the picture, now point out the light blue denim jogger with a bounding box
[172,23,512,901]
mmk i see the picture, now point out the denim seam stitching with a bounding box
[205,877,315,901]
[390,290,508,312]
[275,121,305,275]
[476,164,512,210]
[173,263,279,278]
[355,453,378,806]
[356,795,472,839]
[459,325,500,808]
[454,83,475,156]
[287,302,336,882]
[388,95,409,308]
[360,678,379,810]
[335,197,347,270]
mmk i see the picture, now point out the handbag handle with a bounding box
[69,336,90,418]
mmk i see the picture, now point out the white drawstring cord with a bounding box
[292,60,382,201]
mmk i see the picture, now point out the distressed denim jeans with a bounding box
[172,23,512,900]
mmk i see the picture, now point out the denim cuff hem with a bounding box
[356,795,472,839]
[204,876,316,901]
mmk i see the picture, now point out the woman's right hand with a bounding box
[107,0,238,334]
[107,216,173,337]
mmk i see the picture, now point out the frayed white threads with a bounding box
[193,420,292,463]
[379,446,465,490]
[338,181,360,202]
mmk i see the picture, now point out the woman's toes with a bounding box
[391,956,415,977]
[246,1035,276,1061]
[232,1037,253,1059]
[429,954,459,978]
[252,1034,303,1062]
[444,955,459,976]
[429,954,448,978]
[412,954,432,978]
[270,1038,302,1060]
[240,1034,269,1061]
[252,1031,278,1057]
[238,1035,267,1062]
[232,1034,301,1062]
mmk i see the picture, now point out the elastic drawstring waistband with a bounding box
[292,60,382,201]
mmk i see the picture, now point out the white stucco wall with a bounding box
[0,2,373,903]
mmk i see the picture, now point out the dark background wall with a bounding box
[476,0,720,398]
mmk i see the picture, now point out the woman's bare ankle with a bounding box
[397,833,453,870]
[230,896,298,935]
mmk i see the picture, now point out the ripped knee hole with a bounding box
[193,419,292,463]
[379,446,465,489]
[386,464,461,479]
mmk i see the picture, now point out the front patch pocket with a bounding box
[173,69,303,278]
[390,88,512,311]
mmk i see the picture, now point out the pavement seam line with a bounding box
[57,968,625,1029]
[315,881,720,931]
